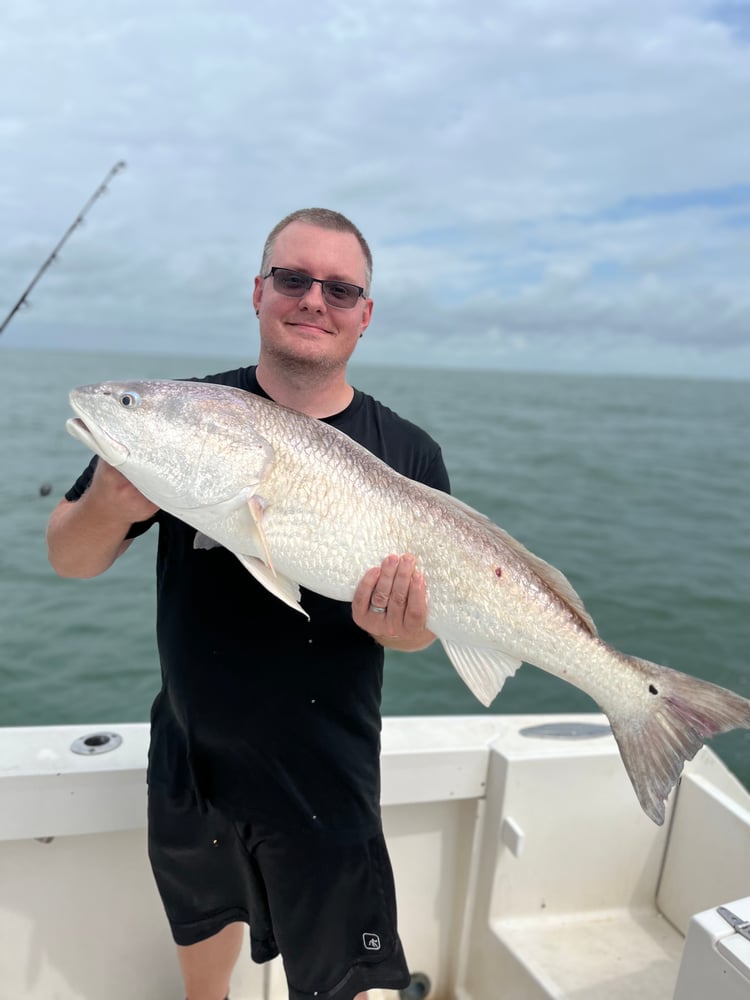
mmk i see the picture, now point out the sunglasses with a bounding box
[263,267,366,309]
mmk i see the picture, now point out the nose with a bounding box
[297,281,327,311]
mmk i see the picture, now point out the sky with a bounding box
[1,0,749,378]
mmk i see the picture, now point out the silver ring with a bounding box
[369,603,387,614]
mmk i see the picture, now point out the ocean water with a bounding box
[1,346,749,788]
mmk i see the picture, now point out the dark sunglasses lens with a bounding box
[322,282,359,307]
[271,268,361,308]
[273,269,309,296]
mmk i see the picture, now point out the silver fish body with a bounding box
[66,379,750,825]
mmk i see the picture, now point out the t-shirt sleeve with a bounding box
[64,456,98,501]
[420,444,451,494]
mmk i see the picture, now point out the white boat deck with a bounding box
[494,909,683,999]
[1,714,749,999]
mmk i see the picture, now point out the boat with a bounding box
[1,713,749,999]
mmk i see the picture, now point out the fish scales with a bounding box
[250,404,589,654]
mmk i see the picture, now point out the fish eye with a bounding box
[119,391,141,408]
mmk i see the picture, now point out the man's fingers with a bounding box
[369,555,423,637]
[369,554,400,611]
[386,554,416,612]
[351,554,434,649]
[353,567,380,615]
[401,569,427,629]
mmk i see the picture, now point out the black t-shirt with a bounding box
[66,366,450,838]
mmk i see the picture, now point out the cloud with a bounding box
[1,0,749,376]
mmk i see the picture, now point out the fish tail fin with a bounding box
[606,657,750,826]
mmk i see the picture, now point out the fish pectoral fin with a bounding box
[441,640,521,707]
[234,553,309,621]
[247,495,276,575]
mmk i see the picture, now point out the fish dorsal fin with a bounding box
[422,486,598,638]
[441,640,522,707]
[233,553,309,620]
[494,523,597,636]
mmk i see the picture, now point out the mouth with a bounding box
[65,412,130,466]
[288,321,334,336]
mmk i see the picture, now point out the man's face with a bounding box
[253,222,373,373]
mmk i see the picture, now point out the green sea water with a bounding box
[1,347,748,787]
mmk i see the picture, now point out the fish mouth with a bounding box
[65,414,130,466]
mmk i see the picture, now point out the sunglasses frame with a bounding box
[263,267,366,309]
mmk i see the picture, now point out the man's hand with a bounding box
[352,554,436,652]
[46,459,159,579]
[89,459,160,522]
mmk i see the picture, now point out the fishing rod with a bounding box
[0,160,127,336]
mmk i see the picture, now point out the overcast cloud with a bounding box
[1,0,749,377]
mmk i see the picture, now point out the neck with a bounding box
[255,358,354,418]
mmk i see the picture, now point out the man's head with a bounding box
[253,209,374,378]
[259,208,372,295]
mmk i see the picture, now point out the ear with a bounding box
[358,297,374,337]
[252,275,264,315]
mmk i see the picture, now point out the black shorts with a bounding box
[147,790,410,999]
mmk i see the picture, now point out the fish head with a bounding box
[66,379,274,509]
[68,382,150,464]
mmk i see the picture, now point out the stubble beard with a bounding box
[261,334,354,385]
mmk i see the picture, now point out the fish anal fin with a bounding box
[441,639,522,707]
[234,553,309,620]
[606,657,750,825]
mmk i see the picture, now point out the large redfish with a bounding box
[66,379,750,825]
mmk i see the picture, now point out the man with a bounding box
[47,208,450,1000]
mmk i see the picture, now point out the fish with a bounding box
[65,378,750,825]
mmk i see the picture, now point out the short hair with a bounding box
[260,208,372,294]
